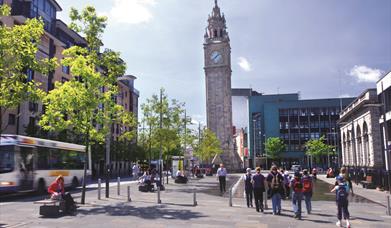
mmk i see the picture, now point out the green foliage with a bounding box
[305,136,334,162]
[264,137,286,159]
[193,128,222,163]
[0,4,57,132]
[139,88,188,162]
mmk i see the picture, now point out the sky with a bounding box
[57,0,391,125]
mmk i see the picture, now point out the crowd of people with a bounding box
[242,165,353,228]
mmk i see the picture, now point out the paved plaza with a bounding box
[1,175,390,228]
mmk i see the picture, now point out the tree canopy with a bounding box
[264,137,286,160]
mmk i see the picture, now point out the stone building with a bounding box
[203,0,241,170]
[339,89,383,169]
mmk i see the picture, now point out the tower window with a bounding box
[220,29,223,37]
[214,29,218,37]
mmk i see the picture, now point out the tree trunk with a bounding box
[81,132,90,204]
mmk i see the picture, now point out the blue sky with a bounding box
[57,0,391,124]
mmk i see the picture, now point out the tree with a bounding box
[39,6,136,204]
[264,137,286,161]
[193,128,222,164]
[0,4,57,134]
[305,136,334,164]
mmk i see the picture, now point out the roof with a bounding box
[55,19,86,45]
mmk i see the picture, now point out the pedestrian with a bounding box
[302,169,313,214]
[335,167,354,196]
[132,163,139,180]
[266,165,284,215]
[252,167,266,212]
[331,175,351,228]
[216,163,227,195]
[242,168,253,208]
[283,171,291,199]
[290,171,303,219]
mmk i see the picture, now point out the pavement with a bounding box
[318,174,391,208]
[0,174,390,228]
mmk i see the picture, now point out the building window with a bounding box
[29,102,38,112]
[26,69,34,81]
[62,65,70,74]
[8,114,16,125]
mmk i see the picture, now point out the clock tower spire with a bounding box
[203,1,241,170]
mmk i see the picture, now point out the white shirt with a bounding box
[217,167,227,177]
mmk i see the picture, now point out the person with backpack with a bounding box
[283,171,291,199]
[242,168,253,208]
[290,171,303,219]
[266,165,284,215]
[302,169,313,214]
[331,175,351,228]
[252,167,266,212]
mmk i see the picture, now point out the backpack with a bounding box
[271,173,281,190]
[302,176,312,193]
[293,178,303,192]
[336,184,348,203]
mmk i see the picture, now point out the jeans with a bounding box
[253,187,264,211]
[337,200,350,220]
[219,176,226,193]
[245,188,253,207]
[271,193,282,214]
[303,192,312,213]
[292,192,303,218]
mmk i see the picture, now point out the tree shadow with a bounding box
[76,203,207,220]
[350,216,383,222]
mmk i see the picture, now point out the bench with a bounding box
[34,199,65,217]
[360,176,375,189]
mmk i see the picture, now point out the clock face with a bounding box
[210,51,223,64]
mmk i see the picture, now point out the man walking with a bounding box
[290,171,303,219]
[266,165,284,215]
[302,169,313,214]
[252,167,266,212]
[217,163,227,195]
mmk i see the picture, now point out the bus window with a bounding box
[0,146,15,173]
[37,147,50,169]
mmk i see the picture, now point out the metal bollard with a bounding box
[98,178,101,200]
[264,190,268,209]
[127,186,131,202]
[387,195,390,216]
[229,188,232,207]
[157,186,161,204]
[193,189,197,206]
[117,177,120,195]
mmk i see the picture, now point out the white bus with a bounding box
[0,135,90,195]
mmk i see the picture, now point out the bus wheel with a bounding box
[37,179,46,195]
[71,177,79,189]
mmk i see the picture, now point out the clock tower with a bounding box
[204,0,241,170]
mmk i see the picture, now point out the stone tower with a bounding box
[203,0,241,170]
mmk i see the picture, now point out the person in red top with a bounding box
[48,175,76,214]
[48,175,65,199]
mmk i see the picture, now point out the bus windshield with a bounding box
[0,146,15,174]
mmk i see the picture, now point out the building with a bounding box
[1,0,139,145]
[377,71,391,191]
[203,0,241,170]
[232,88,355,169]
[339,89,383,169]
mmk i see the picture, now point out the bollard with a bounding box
[98,178,101,200]
[127,186,131,202]
[264,190,268,209]
[229,188,232,207]
[157,186,161,204]
[387,195,390,216]
[117,177,120,195]
[193,189,197,206]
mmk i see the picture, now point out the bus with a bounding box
[0,135,90,195]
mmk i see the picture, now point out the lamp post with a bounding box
[252,119,256,169]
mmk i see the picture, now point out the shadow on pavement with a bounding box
[76,203,207,220]
[351,216,383,222]
[301,218,332,224]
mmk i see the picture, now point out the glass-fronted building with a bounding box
[232,88,355,169]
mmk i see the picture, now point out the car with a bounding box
[291,165,302,172]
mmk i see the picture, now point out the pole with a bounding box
[265,135,268,170]
[193,188,197,206]
[98,178,101,200]
[105,134,111,198]
[381,82,391,193]
[127,186,131,202]
[158,89,163,202]
[184,109,187,176]
[229,188,232,207]
[253,120,256,169]
[117,177,120,195]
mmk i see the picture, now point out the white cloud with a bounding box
[237,57,252,72]
[339,94,351,98]
[349,65,383,83]
[106,0,156,25]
